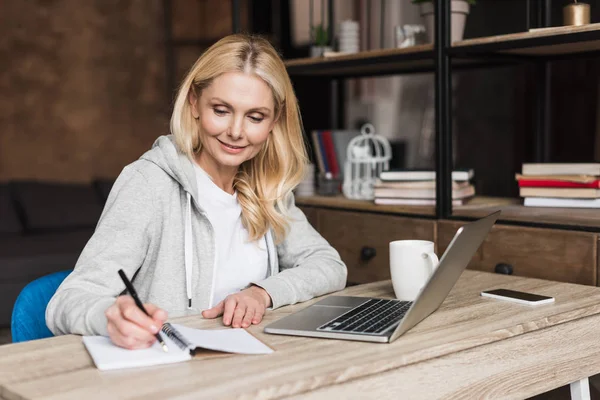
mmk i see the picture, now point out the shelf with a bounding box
[453,197,600,230]
[296,195,600,231]
[295,195,436,217]
[296,195,515,218]
[285,45,434,78]
[284,25,600,78]
[452,23,600,58]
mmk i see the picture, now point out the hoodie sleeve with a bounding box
[251,194,347,309]
[46,164,156,336]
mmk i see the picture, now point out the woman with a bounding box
[46,34,347,350]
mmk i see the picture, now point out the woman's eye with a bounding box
[214,108,227,116]
[249,115,264,123]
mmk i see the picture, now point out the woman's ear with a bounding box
[188,90,200,120]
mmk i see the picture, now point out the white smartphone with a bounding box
[480,288,555,306]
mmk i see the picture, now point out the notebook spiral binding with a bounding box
[161,323,192,352]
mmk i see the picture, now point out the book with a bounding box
[321,130,340,177]
[374,184,475,200]
[331,130,360,179]
[521,163,600,176]
[519,187,600,199]
[379,168,474,182]
[515,173,599,183]
[523,197,600,208]
[374,197,466,206]
[82,323,273,371]
[374,179,470,190]
[311,130,326,174]
[517,179,600,189]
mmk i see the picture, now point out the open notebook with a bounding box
[83,322,273,371]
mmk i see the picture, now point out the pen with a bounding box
[117,269,168,352]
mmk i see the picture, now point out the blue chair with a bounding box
[11,270,72,343]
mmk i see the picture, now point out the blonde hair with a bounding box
[170,33,308,243]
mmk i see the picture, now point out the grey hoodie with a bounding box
[46,135,347,336]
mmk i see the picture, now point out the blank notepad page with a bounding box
[82,335,191,371]
[171,324,273,354]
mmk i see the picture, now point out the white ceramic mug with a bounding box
[389,240,439,301]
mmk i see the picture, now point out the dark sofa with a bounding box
[0,179,113,327]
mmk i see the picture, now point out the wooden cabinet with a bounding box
[315,209,436,286]
[297,197,600,288]
[437,220,598,286]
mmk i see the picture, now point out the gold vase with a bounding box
[563,2,591,26]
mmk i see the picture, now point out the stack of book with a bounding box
[517,163,600,208]
[374,168,475,206]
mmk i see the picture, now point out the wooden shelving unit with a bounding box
[285,2,600,233]
[452,23,600,231]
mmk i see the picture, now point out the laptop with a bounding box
[264,211,500,343]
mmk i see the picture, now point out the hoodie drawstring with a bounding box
[185,193,193,309]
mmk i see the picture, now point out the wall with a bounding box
[0,0,169,183]
[169,0,246,90]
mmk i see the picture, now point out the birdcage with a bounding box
[342,123,392,200]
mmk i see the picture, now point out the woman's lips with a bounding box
[217,138,246,154]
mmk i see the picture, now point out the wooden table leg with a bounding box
[570,378,591,400]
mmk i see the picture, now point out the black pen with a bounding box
[117,269,168,352]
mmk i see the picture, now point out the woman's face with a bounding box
[190,72,276,171]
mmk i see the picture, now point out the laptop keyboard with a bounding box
[317,299,412,335]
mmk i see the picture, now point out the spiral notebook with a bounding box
[83,323,273,371]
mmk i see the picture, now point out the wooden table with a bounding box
[2,270,600,399]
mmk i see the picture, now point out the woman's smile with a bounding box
[217,137,247,154]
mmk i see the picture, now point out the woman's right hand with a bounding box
[105,295,168,350]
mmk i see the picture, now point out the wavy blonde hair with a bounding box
[170,34,308,243]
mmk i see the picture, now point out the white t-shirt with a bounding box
[193,164,269,306]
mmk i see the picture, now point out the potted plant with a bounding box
[310,24,332,57]
[412,0,475,43]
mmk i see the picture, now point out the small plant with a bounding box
[412,0,476,4]
[311,24,329,46]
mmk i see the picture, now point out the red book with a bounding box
[518,179,600,188]
[321,130,340,177]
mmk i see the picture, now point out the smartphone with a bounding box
[480,288,555,306]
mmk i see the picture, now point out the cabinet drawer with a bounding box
[437,221,597,286]
[298,206,319,231]
[317,210,436,285]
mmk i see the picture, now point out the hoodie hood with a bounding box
[140,135,200,208]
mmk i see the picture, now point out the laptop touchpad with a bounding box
[266,296,370,331]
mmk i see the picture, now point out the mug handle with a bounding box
[423,252,439,276]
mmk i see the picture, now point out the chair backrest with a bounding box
[11,270,72,343]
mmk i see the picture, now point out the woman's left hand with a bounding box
[202,286,272,328]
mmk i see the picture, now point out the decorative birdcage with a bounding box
[342,123,392,200]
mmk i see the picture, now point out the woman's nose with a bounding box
[229,117,243,139]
